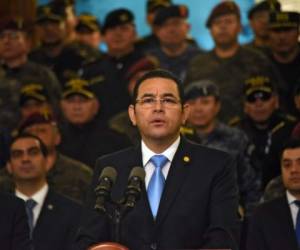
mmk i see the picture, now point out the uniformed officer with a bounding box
[230,74,297,188]
[182,79,261,214]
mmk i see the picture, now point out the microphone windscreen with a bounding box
[99,166,117,184]
[129,166,145,183]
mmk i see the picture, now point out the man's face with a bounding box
[36,20,66,45]
[104,23,136,55]
[244,92,278,123]
[20,100,52,120]
[0,30,30,61]
[61,95,99,126]
[250,10,269,39]
[269,28,299,56]
[210,14,241,49]
[282,148,300,196]
[76,31,101,49]
[24,123,60,150]
[155,17,189,47]
[128,77,189,145]
[7,137,48,182]
[186,96,220,128]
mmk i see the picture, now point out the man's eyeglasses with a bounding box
[135,97,181,108]
[246,92,272,103]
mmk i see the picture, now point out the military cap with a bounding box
[269,11,300,29]
[248,0,281,19]
[126,56,159,80]
[244,75,274,97]
[36,3,66,23]
[62,78,95,99]
[0,17,30,32]
[102,8,134,33]
[20,83,49,106]
[206,1,240,28]
[153,4,189,26]
[184,79,220,101]
[146,0,172,13]
[19,110,56,133]
[75,13,101,33]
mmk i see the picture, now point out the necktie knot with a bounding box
[150,155,168,170]
[26,199,37,210]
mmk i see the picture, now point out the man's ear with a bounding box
[181,103,190,125]
[128,104,137,126]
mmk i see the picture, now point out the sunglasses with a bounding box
[246,92,272,103]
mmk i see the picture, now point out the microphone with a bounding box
[123,166,145,209]
[94,166,117,213]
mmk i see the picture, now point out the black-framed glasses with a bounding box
[135,97,181,108]
[246,92,272,103]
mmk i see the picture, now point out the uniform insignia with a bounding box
[183,156,190,163]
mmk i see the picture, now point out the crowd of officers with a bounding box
[0,0,300,249]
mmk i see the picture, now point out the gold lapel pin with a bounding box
[183,156,190,163]
[47,204,54,210]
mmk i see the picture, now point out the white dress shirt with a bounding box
[16,183,49,227]
[142,136,180,189]
[287,190,300,229]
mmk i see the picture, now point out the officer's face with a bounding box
[0,30,30,61]
[7,138,49,182]
[281,148,300,198]
[61,95,99,126]
[210,14,241,48]
[250,10,269,39]
[24,123,60,150]
[186,96,220,128]
[269,28,299,55]
[37,20,66,45]
[128,77,189,148]
[104,23,136,55]
[155,17,190,47]
[76,31,101,49]
[244,93,278,123]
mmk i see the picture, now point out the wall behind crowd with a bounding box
[38,0,255,50]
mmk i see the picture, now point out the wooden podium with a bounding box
[88,242,129,250]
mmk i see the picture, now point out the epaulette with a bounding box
[180,126,194,135]
[228,116,241,126]
[271,121,285,135]
[285,114,297,122]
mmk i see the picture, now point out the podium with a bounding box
[88,242,129,250]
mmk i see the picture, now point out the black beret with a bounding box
[36,3,66,23]
[153,4,189,26]
[0,17,31,33]
[248,0,281,19]
[244,75,274,97]
[184,79,220,101]
[146,0,172,13]
[20,83,49,106]
[269,11,300,30]
[102,8,134,33]
[76,13,101,33]
[206,1,240,28]
[62,78,96,99]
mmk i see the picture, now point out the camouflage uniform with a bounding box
[185,46,282,122]
[0,153,92,203]
[230,111,297,189]
[182,122,261,214]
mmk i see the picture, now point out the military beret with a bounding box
[76,13,101,33]
[206,1,240,28]
[184,79,220,101]
[248,0,281,19]
[146,0,172,13]
[36,3,66,23]
[244,75,274,97]
[62,78,95,99]
[0,17,31,32]
[20,83,49,106]
[269,11,300,29]
[153,5,189,26]
[19,111,56,133]
[102,8,134,33]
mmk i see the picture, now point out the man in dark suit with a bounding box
[0,192,31,250]
[6,133,82,250]
[246,139,300,250]
[76,69,239,250]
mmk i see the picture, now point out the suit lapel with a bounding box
[155,138,192,226]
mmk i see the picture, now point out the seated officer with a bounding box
[231,74,297,189]
[59,78,132,167]
[75,13,102,50]
[183,79,260,215]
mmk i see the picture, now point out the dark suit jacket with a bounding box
[76,137,239,250]
[246,195,299,250]
[0,192,31,250]
[32,189,82,250]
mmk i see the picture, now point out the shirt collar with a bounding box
[141,136,180,166]
[16,183,49,205]
[286,190,298,205]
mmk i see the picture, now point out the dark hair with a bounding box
[280,138,300,160]
[8,133,48,160]
[131,69,185,105]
